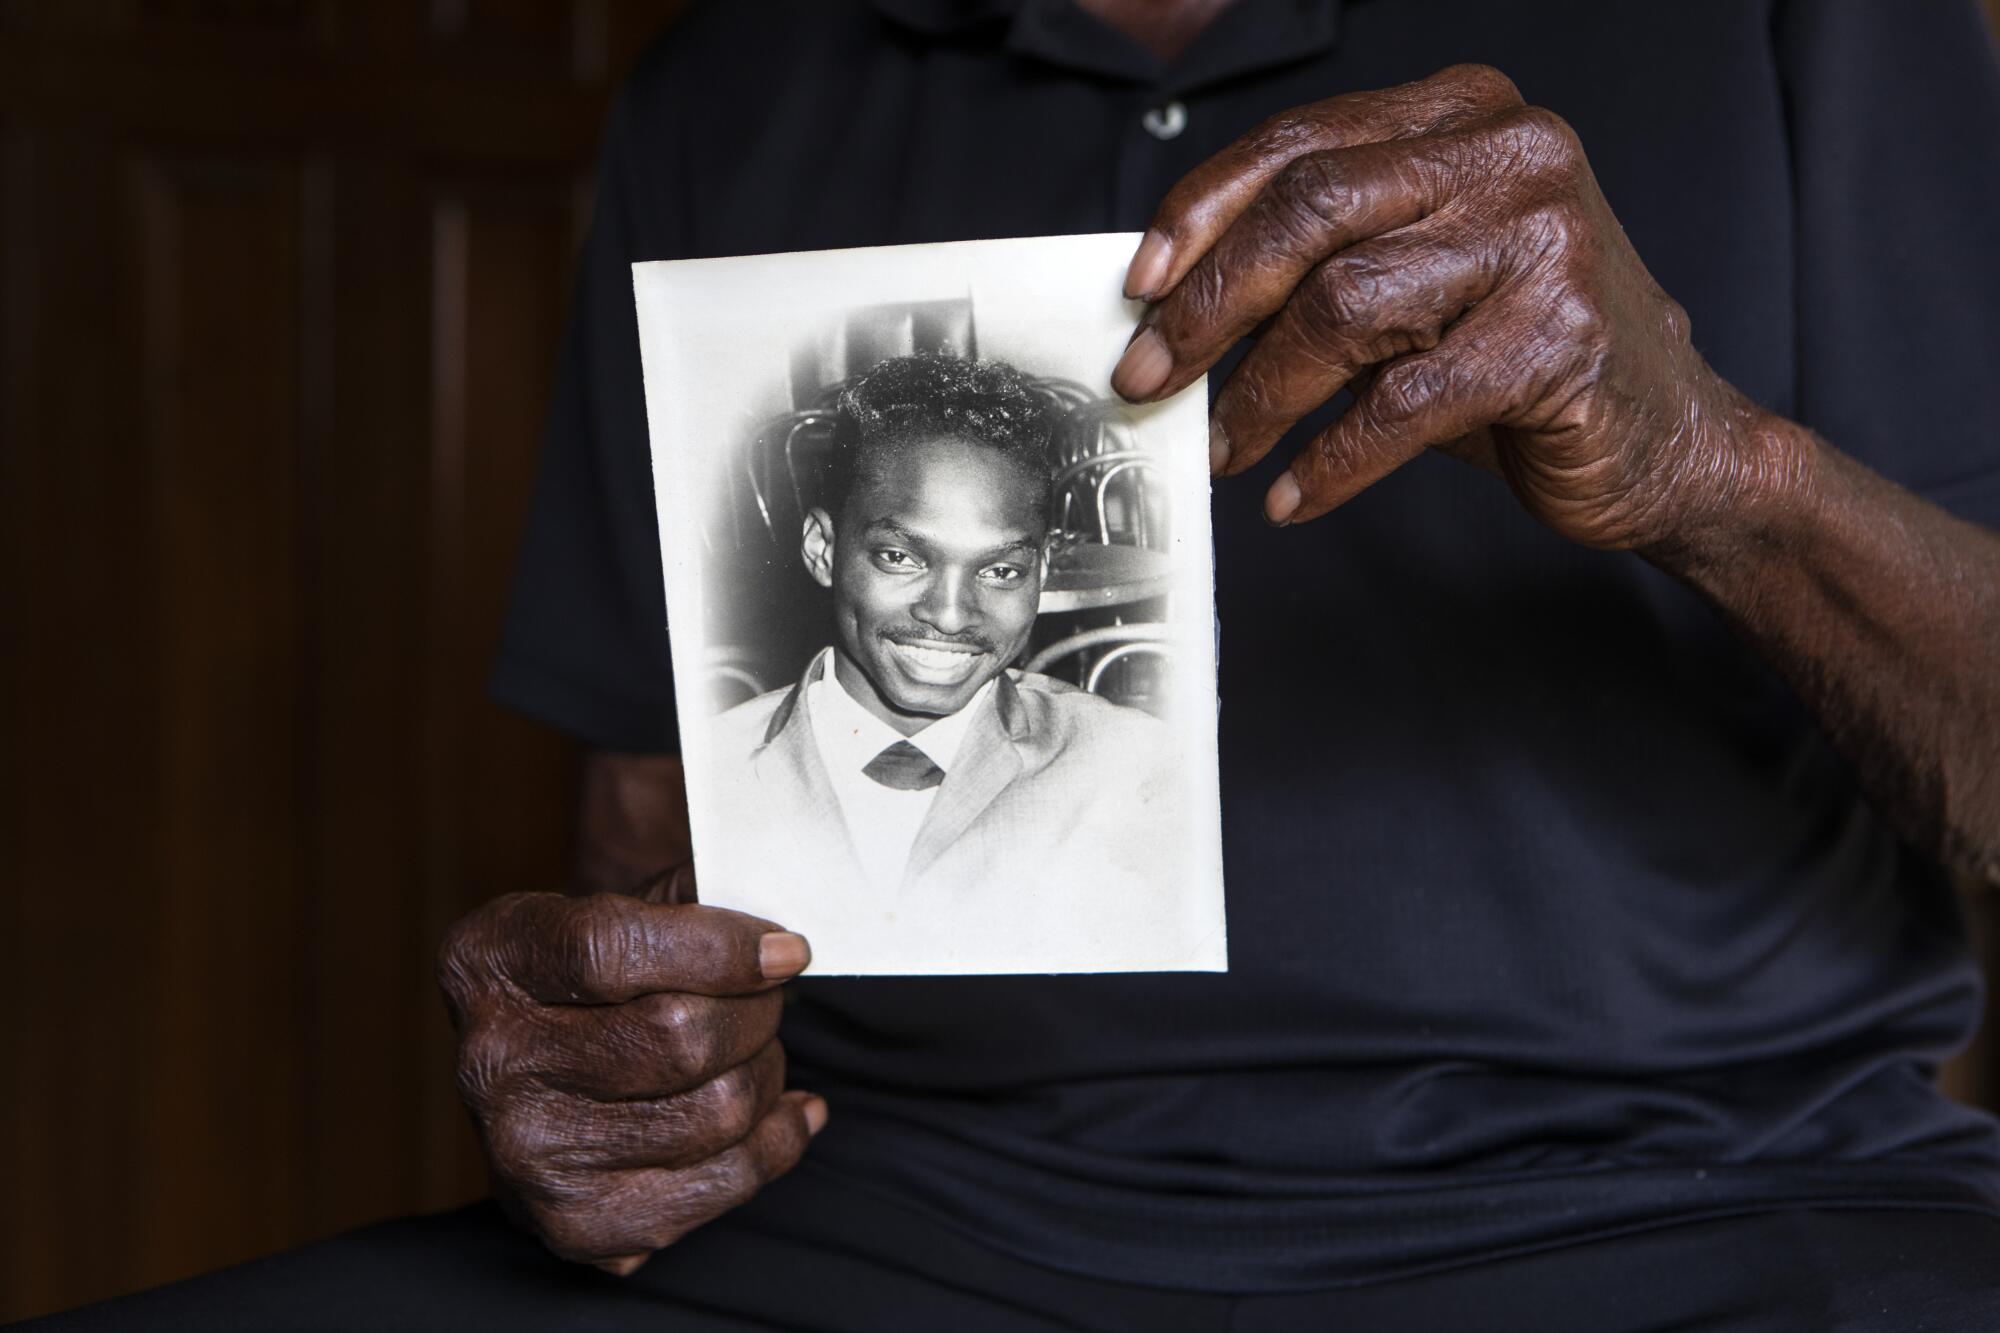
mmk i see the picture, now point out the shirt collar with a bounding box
[870,0,1342,93]
[807,646,1000,778]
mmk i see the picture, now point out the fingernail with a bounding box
[1112,327,1172,401]
[1208,419,1231,474]
[599,1254,648,1278]
[803,1096,829,1136]
[1265,472,1301,526]
[759,931,811,979]
[1124,229,1172,300]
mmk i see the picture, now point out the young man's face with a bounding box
[803,435,1048,734]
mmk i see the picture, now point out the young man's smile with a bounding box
[881,632,993,686]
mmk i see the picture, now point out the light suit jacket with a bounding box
[696,649,1215,974]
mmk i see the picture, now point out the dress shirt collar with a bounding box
[807,646,999,779]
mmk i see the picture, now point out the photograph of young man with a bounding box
[701,353,1184,966]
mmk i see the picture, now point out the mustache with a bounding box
[880,626,997,654]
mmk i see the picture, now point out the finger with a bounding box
[599,1039,789,1170]
[1267,299,1519,525]
[1208,214,1503,476]
[1122,63,1522,301]
[592,1090,826,1254]
[1119,136,1474,405]
[533,988,785,1100]
[496,892,810,1005]
[1313,319,1505,480]
[508,1039,789,1174]
[484,1045,785,1190]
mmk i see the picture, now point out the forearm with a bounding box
[1646,411,2000,882]
[570,750,695,896]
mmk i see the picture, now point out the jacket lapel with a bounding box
[752,651,869,895]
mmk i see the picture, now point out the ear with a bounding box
[1036,534,1055,591]
[801,507,836,589]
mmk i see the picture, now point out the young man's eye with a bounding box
[979,564,1025,585]
[874,548,919,569]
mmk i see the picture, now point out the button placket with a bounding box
[1116,88,1195,230]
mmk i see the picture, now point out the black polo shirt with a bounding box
[491,0,2000,1292]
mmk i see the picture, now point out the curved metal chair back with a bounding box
[1023,622,1174,717]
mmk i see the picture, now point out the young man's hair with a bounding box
[823,352,1056,523]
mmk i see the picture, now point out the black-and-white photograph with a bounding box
[634,234,1226,974]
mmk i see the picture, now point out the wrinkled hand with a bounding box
[437,886,822,1275]
[1113,63,1781,547]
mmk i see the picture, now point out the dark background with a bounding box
[2,0,1997,1322]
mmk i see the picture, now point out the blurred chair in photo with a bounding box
[1035,384,1177,717]
[1025,620,1175,717]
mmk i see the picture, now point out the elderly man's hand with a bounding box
[437,888,822,1275]
[1114,63,1783,547]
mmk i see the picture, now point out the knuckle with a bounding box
[654,994,699,1036]
[1370,357,1447,424]
[1308,432,1363,488]
[636,993,710,1082]
[1435,62,1524,109]
[1165,258,1230,337]
[536,1202,614,1262]
[644,1157,754,1244]
[558,898,640,1000]
[705,1145,765,1204]
[1498,105,1582,170]
[484,1101,559,1187]
[1516,200,1580,257]
[1658,293,1692,347]
[454,1023,519,1111]
[1273,153,1360,234]
[435,910,499,1013]
[1296,254,1386,340]
[1220,368,1283,426]
[1544,284,1608,346]
[688,1064,761,1143]
[1243,107,1328,167]
[712,1091,760,1147]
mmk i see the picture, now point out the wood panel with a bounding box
[0,125,29,1314]
[0,0,690,1320]
[295,150,438,1237]
[416,177,590,1201]
[430,0,608,79]
[5,122,171,1311]
[136,149,308,1272]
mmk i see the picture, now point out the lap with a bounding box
[24,1165,2000,1332]
[19,1166,1212,1333]
[1259,1206,2000,1333]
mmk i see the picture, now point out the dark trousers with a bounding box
[23,1162,2000,1331]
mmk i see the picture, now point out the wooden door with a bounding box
[0,1,686,1319]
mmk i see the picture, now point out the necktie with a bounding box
[862,740,945,791]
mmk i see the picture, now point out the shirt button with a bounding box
[1141,100,1187,141]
